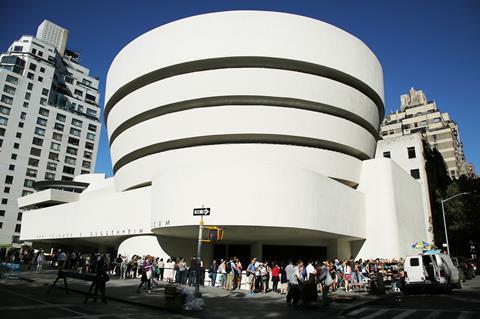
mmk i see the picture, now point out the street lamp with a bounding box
[441,192,469,255]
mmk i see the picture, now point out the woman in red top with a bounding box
[271,262,281,293]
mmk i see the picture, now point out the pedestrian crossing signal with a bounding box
[207,227,224,242]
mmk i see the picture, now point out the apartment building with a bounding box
[380,87,470,179]
[0,20,101,247]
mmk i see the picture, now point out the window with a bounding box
[47,162,57,171]
[38,76,43,82]
[65,76,74,84]
[407,147,416,159]
[0,210,5,216]
[86,132,95,141]
[86,108,97,116]
[63,166,75,175]
[28,158,39,167]
[32,137,43,146]
[25,92,31,100]
[48,152,59,161]
[11,153,17,160]
[62,176,73,181]
[13,45,23,52]
[16,132,21,138]
[82,160,91,169]
[3,84,16,95]
[27,82,33,90]
[27,72,34,80]
[18,122,24,128]
[20,112,26,120]
[85,142,94,150]
[0,116,8,126]
[41,88,49,96]
[81,170,90,174]
[9,164,14,171]
[66,146,78,155]
[23,102,28,108]
[32,48,37,54]
[1,198,8,204]
[410,258,420,266]
[0,105,10,115]
[40,98,47,105]
[15,224,21,233]
[4,186,10,193]
[39,107,49,116]
[65,156,76,165]
[88,124,97,132]
[1,95,13,105]
[0,222,2,229]
[56,113,66,122]
[36,117,47,126]
[68,136,79,145]
[410,169,420,179]
[13,142,19,149]
[74,89,83,96]
[29,63,37,71]
[77,105,83,112]
[5,175,13,184]
[85,94,96,102]
[45,172,55,180]
[71,119,83,127]
[70,128,81,136]
[22,190,33,196]
[0,128,4,136]
[34,127,45,136]
[40,67,45,73]
[6,75,18,85]
[52,132,62,141]
[54,122,64,131]
[50,142,60,151]
[82,79,92,86]
[17,212,22,221]
[26,168,37,177]
[84,151,92,159]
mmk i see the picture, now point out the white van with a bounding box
[404,253,462,292]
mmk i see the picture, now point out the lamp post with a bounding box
[441,192,469,255]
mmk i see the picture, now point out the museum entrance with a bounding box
[262,245,327,264]
[213,244,251,267]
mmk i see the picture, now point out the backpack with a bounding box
[226,261,232,273]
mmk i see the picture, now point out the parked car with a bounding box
[453,257,475,280]
[451,258,466,282]
[404,253,462,292]
[467,259,477,277]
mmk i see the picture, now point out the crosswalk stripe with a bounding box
[361,309,390,319]
[348,307,371,316]
[391,309,416,319]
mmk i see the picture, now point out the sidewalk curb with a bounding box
[337,294,392,315]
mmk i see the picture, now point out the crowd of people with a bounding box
[3,247,405,306]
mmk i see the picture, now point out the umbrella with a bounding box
[411,241,431,249]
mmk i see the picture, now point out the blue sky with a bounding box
[1,0,478,176]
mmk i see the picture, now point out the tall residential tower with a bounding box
[0,21,101,248]
[380,88,471,179]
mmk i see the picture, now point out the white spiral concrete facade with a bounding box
[21,11,430,260]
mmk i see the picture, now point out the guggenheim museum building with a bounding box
[20,11,429,262]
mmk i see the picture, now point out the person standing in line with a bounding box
[318,261,333,306]
[286,261,303,306]
[271,262,281,293]
[210,259,218,287]
[344,260,352,292]
[280,263,288,295]
[217,259,226,288]
[225,257,235,290]
[234,257,243,289]
[285,259,295,292]
[137,258,152,294]
[164,258,175,283]
[36,249,45,271]
[246,258,257,295]
[157,258,165,281]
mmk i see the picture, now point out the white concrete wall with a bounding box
[357,158,429,259]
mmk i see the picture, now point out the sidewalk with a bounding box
[19,270,387,319]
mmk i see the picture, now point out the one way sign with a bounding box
[193,207,211,216]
